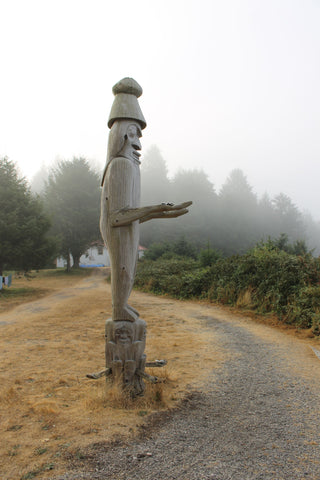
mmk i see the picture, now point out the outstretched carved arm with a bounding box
[110,201,192,227]
[139,208,189,224]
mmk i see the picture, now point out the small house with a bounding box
[56,242,147,268]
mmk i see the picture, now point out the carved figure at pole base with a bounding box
[105,318,146,395]
[100,78,192,395]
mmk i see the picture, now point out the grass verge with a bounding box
[0,269,92,314]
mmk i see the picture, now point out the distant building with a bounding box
[56,242,146,268]
[138,244,147,259]
[56,241,110,268]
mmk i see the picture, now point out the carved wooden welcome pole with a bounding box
[94,78,192,396]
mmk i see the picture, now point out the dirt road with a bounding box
[52,283,320,480]
[2,273,320,479]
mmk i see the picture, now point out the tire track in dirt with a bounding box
[0,276,100,325]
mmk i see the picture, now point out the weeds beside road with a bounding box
[135,243,320,335]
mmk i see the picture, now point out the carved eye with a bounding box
[127,125,137,138]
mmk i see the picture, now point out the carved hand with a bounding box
[111,201,192,227]
[159,201,192,211]
[139,208,189,224]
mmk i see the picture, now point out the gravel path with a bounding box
[55,310,320,480]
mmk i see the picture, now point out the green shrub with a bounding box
[143,242,171,261]
[135,258,207,298]
[143,238,198,261]
[312,314,320,336]
[199,247,222,267]
[285,286,320,330]
[135,242,320,332]
[207,246,320,315]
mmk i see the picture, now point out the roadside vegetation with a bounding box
[135,237,320,335]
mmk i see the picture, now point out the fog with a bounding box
[138,146,320,255]
[1,0,319,220]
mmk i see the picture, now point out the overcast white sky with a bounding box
[1,0,319,219]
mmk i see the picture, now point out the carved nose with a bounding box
[133,138,141,151]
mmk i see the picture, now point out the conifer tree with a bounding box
[0,157,55,275]
[44,157,101,269]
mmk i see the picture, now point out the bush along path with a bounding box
[54,300,320,480]
[134,241,320,335]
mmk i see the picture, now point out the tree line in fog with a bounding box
[1,146,320,274]
[139,146,320,256]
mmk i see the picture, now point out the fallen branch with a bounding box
[86,368,112,379]
[145,359,167,367]
[136,370,164,384]
[86,359,167,380]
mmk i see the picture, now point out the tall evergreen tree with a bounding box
[140,146,172,245]
[302,212,320,256]
[272,193,303,243]
[44,157,101,269]
[170,168,217,246]
[140,145,171,205]
[217,169,259,254]
[257,193,278,238]
[0,157,56,275]
[30,163,49,195]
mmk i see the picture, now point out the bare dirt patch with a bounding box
[0,270,92,314]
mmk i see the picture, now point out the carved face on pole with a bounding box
[118,123,142,163]
[114,322,134,345]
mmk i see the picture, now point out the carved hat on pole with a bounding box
[108,77,147,130]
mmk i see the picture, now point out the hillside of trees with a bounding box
[140,146,320,256]
[1,145,320,275]
[27,144,320,258]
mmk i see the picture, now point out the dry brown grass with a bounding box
[236,287,255,309]
[0,269,220,479]
[0,270,91,314]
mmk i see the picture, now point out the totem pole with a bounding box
[96,78,191,396]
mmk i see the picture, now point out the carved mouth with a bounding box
[132,150,141,160]
[118,339,131,345]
